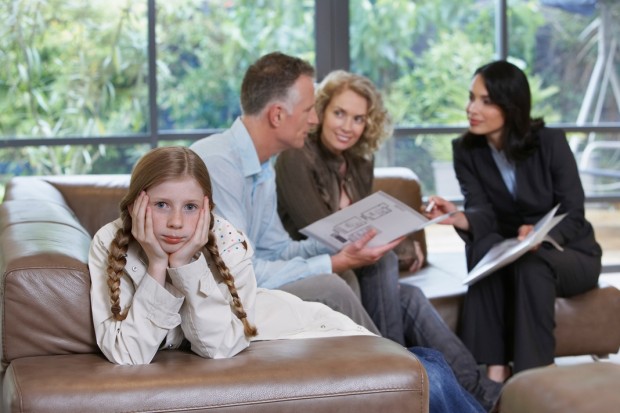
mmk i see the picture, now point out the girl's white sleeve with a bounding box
[168,233,257,359]
[89,224,184,365]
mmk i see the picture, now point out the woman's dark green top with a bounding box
[274,137,374,241]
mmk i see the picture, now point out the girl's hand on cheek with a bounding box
[131,192,168,277]
[169,197,211,268]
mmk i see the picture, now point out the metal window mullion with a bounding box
[148,0,158,148]
[315,0,350,81]
[496,0,508,60]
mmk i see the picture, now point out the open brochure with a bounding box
[299,191,456,250]
[462,204,566,286]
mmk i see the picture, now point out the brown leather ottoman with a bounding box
[499,362,620,413]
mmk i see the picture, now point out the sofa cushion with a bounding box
[499,363,620,413]
[554,284,620,356]
[40,175,130,237]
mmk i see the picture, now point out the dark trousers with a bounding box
[459,244,601,373]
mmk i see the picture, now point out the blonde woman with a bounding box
[275,71,500,412]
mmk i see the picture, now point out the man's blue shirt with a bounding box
[190,118,333,289]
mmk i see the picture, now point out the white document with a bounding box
[299,191,456,250]
[462,204,566,286]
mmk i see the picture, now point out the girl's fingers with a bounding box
[144,204,153,239]
[135,193,149,235]
[195,207,209,244]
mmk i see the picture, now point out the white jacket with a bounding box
[89,215,372,365]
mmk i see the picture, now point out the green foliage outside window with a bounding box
[0,0,148,180]
[156,0,314,131]
[0,0,618,197]
[348,0,619,192]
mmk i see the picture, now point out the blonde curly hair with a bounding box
[312,70,393,158]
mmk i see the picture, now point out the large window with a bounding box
[0,0,314,182]
[1,1,149,181]
[157,0,314,132]
[508,0,620,202]
[1,1,149,139]
[349,0,496,194]
[351,0,620,198]
[2,0,619,267]
[350,0,496,127]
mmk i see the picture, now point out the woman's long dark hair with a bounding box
[461,60,544,162]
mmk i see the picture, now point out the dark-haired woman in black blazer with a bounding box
[426,60,602,383]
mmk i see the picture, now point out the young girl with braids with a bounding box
[89,146,495,413]
[89,146,372,365]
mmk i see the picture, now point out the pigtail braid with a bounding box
[106,213,132,321]
[205,212,258,338]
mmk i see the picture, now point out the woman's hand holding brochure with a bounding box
[462,204,566,286]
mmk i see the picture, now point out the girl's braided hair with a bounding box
[106,146,257,337]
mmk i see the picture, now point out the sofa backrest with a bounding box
[0,175,129,369]
[0,169,423,369]
[4,175,131,237]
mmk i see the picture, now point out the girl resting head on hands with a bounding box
[89,146,257,365]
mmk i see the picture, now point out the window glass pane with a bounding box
[157,0,315,131]
[568,131,620,198]
[586,201,620,268]
[508,1,620,211]
[0,144,149,200]
[350,0,495,206]
[375,133,461,197]
[568,131,619,266]
[349,0,495,128]
[1,1,148,139]
[509,0,620,124]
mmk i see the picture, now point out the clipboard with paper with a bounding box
[462,204,566,286]
[299,191,457,250]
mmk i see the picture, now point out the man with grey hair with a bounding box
[190,52,400,332]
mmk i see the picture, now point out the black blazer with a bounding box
[452,127,601,267]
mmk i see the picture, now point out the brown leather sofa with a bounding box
[0,174,429,413]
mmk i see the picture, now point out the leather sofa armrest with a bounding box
[3,336,429,413]
[4,175,130,237]
[1,188,98,369]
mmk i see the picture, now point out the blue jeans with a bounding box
[355,251,406,345]
[400,283,502,412]
[411,347,486,413]
[355,252,502,412]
